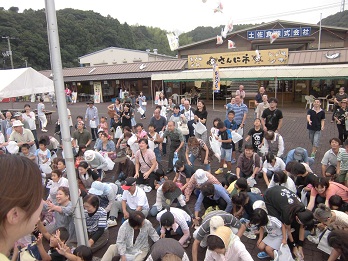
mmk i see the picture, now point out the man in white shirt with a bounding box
[114,177,150,219]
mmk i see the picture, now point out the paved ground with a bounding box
[0,100,335,260]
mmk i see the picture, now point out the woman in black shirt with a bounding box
[194,100,208,143]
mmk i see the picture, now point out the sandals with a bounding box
[257,252,270,259]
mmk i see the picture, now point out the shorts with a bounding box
[220,147,232,162]
[308,130,321,147]
[338,169,348,183]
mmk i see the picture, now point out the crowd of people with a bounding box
[1,86,348,261]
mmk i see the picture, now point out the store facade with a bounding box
[152,20,348,103]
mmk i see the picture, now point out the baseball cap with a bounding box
[195,169,208,184]
[121,177,137,190]
[294,147,305,161]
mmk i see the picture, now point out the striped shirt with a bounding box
[230,103,248,125]
[85,207,107,234]
[337,150,348,170]
[195,210,242,241]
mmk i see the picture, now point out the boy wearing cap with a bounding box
[114,177,150,218]
[114,150,135,181]
[14,112,30,129]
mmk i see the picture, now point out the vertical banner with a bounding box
[155,91,162,104]
[93,82,102,103]
[213,64,220,93]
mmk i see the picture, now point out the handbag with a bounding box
[199,145,215,163]
[108,109,116,118]
[178,122,189,135]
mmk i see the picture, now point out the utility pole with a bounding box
[2,36,14,69]
[45,0,88,246]
[341,0,346,12]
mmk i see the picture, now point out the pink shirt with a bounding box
[135,149,158,173]
[311,181,348,202]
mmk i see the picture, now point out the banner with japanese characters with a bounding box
[213,64,220,92]
[188,48,288,69]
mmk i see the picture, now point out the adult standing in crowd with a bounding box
[150,108,167,155]
[22,104,39,147]
[85,101,99,141]
[37,98,48,132]
[255,86,266,105]
[235,85,246,102]
[261,97,283,132]
[181,99,196,140]
[194,100,208,143]
[160,121,185,174]
[255,94,270,119]
[333,98,348,143]
[230,95,248,152]
[72,121,92,150]
[137,91,147,119]
[332,87,348,122]
[307,98,325,159]
[1,111,12,140]
[0,155,43,260]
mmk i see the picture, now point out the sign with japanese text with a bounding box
[213,64,220,92]
[247,27,311,40]
[188,49,288,69]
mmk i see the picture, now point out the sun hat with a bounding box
[121,177,137,190]
[12,120,24,127]
[14,112,22,117]
[84,150,96,161]
[89,181,104,196]
[195,169,208,184]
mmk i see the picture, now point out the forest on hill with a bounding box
[0,7,345,70]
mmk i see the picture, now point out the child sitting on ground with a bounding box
[37,227,69,261]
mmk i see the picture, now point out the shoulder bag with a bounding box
[140,150,164,177]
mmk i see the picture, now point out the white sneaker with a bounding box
[107,219,117,227]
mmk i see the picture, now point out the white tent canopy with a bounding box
[0,67,54,98]
[151,64,348,81]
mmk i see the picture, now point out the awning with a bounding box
[151,64,348,82]
[64,72,153,82]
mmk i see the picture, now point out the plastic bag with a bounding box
[40,163,52,174]
[247,177,257,187]
[114,126,122,139]
[317,229,332,255]
[137,107,144,115]
[173,152,179,171]
[193,121,207,135]
[148,139,155,151]
[6,141,19,154]
[209,136,221,161]
[89,120,97,128]
[178,122,189,136]
[278,244,295,261]
[231,131,243,143]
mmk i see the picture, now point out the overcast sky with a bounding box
[0,0,344,32]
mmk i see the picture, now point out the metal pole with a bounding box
[45,0,88,246]
[318,13,322,50]
[212,82,215,110]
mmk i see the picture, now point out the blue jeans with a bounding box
[154,147,162,162]
[189,154,211,171]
